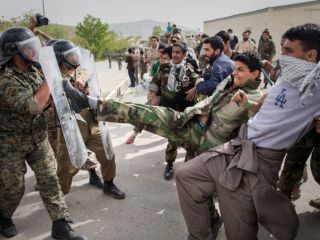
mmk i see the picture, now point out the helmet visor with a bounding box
[17,36,42,63]
[63,46,82,67]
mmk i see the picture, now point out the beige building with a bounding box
[204,0,320,59]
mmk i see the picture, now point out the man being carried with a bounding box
[175,23,320,240]
[63,52,264,238]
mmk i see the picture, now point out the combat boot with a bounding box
[51,218,86,240]
[89,169,104,190]
[103,179,125,199]
[164,163,174,180]
[0,217,17,238]
[309,198,320,210]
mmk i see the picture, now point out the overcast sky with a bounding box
[0,0,313,30]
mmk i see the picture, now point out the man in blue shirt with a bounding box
[227,28,238,50]
[195,36,234,96]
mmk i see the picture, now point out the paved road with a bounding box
[5,63,320,240]
[95,60,128,97]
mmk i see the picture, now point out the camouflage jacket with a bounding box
[149,61,199,100]
[173,76,263,151]
[258,39,276,61]
[149,61,199,111]
[0,64,47,145]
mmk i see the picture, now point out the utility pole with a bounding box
[42,0,45,16]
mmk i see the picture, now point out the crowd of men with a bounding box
[0,13,319,240]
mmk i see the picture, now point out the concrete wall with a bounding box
[204,1,320,59]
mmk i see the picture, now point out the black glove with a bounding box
[62,79,89,113]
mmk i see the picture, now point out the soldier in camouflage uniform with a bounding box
[148,43,199,179]
[257,29,276,62]
[0,28,85,239]
[127,43,198,180]
[63,52,264,238]
[93,54,262,158]
[53,40,125,199]
[126,46,171,145]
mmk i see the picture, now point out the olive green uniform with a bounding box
[96,77,262,156]
[56,72,116,195]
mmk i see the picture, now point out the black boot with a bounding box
[0,217,17,238]
[210,210,223,240]
[51,218,86,240]
[164,163,174,180]
[89,169,104,190]
[103,180,125,199]
[62,79,89,113]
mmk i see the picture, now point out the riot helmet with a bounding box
[0,27,41,65]
[45,39,59,46]
[53,40,82,69]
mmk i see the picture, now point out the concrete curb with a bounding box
[103,77,130,100]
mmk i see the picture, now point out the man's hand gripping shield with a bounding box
[80,48,115,160]
[39,46,88,168]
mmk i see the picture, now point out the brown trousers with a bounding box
[57,109,116,194]
[176,132,298,240]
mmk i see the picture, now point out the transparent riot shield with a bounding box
[80,48,115,160]
[39,46,88,168]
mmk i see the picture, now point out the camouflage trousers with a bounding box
[0,135,68,221]
[278,130,320,199]
[97,100,218,219]
[131,98,179,164]
[97,100,204,155]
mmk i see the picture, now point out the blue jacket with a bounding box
[230,35,238,50]
[196,53,234,96]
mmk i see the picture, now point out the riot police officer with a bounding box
[0,28,86,239]
[53,40,125,199]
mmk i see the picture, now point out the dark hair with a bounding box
[234,51,262,73]
[162,46,172,59]
[243,30,250,35]
[262,28,270,35]
[172,42,187,54]
[158,43,166,50]
[140,49,144,55]
[227,29,233,33]
[215,31,230,43]
[283,23,320,61]
[203,36,224,51]
[150,36,159,41]
[128,48,133,54]
[201,33,209,39]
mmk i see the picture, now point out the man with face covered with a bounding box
[175,23,320,240]
[0,28,86,239]
[62,51,265,240]
[53,40,125,199]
